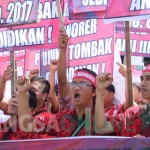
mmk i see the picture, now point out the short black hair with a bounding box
[55,85,58,96]
[106,84,115,93]
[13,89,37,111]
[30,76,50,94]
[133,82,141,92]
[28,89,37,111]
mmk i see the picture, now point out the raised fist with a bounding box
[29,69,39,79]
[1,65,13,82]
[58,28,69,49]
[16,76,30,93]
[49,60,57,72]
[96,73,113,91]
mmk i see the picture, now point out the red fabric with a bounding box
[143,64,150,73]
[36,104,124,138]
[3,127,41,140]
[58,94,123,118]
[35,108,97,137]
[73,70,96,87]
[58,94,75,112]
[105,104,123,120]
[2,107,54,140]
[2,125,41,140]
[0,123,5,140]
[0,119,10,140]
[32,106,47,116]
[109,106,150,137]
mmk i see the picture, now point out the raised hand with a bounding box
[29,69,39,79]
[117,62,127,77]
[58,28,69,49]
[96,73,113,91]
[49,60,57,72]
[1,65,13,82]
[16,76,30,93]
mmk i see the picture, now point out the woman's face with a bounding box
[7,91,19,115]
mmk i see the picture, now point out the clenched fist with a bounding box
[49,60,57,72]
[16,75,30,93]
[96,73,113,91]
[29,69,39,79]
[1,65,13,82]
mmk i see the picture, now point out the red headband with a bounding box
[73,70,96,87]
[143,64,150,73]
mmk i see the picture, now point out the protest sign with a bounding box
[105,0,150,22]
[0,0,40,27]
[69,0,107,19]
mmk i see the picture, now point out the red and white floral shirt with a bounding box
[110,104,150,137]
[58,94,123,119]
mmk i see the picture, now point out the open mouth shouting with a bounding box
[74,92,80,101]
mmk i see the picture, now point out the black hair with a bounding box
[106,84,115,93]
[28,89,37,111]
[132,82,141,92]
[144,58,150,67]
[30,76,50,94]
[75,68,97,106]
[12,89,37,111]
[55,85,58,96]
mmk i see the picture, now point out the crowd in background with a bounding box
[0,29,150,140]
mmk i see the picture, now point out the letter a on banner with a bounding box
[105,0,150,23]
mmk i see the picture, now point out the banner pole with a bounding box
[85,108,91,136]
[125,21,133,107]
[56,0,65,31]
[10,51,16,96]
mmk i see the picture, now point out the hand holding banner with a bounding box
[56,0,65,31]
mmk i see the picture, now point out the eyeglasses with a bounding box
[69,82,93,88]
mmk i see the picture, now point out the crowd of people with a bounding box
[0,29,150,140]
